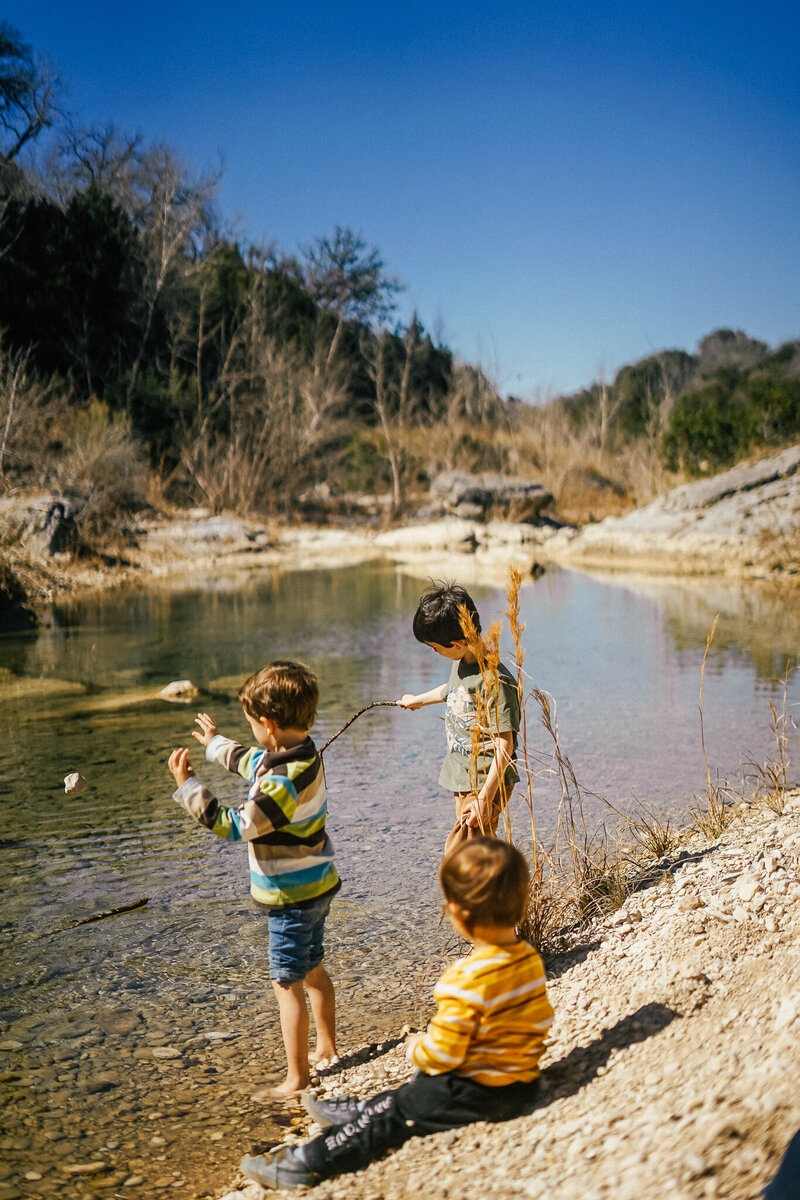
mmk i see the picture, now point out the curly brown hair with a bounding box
[238,660,318,731]
[439,837,529,929]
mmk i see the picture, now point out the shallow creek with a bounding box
[1,562,797,1198]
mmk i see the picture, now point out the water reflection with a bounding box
[0,561,798,1195]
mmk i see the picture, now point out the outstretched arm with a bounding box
[397,684,448,710]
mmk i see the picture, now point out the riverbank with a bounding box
[220,790,800,1200]
[3,444,800,624]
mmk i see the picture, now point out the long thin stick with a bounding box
[319,701,398,754]
[67,897,150,926]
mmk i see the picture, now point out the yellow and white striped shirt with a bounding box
[408,941,553,1085]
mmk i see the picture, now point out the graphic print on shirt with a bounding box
[445,684,495,758]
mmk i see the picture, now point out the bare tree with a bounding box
[124,144,219,409]
[303,226,402,367]
[0,22,61,162]
[45,123,143,206]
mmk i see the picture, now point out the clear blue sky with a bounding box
[10,0,800,396]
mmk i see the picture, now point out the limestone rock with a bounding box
[426,471,553,523]
[159,679,200,702]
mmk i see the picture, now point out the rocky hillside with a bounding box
[543,445,800,581]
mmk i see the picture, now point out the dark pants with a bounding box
[764,1129,800,1200]
[302,1071,541,1179]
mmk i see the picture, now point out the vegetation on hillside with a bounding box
[0,21,798,546]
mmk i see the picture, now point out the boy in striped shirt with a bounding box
[168,660,340,1099]
[240,837,553,1189]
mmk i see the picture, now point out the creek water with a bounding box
[1,560,798,1199]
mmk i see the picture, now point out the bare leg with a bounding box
[305,963,337,1063]
[270,979,310,1097]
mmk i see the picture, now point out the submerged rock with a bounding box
[159,679,200,702]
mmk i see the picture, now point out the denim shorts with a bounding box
[267,893,333,984]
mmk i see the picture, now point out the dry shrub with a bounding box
[0,342,58,487]
[55,400,150,538]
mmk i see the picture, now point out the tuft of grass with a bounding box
[743,661,796,814]
[689,615,735,838]
[626,806,679,862]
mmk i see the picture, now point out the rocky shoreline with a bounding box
[2,447,799,624]
[221,791,800,1200]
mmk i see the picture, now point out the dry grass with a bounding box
[455,574,791,956]
[743,662,796,814]
[689,616,739,838]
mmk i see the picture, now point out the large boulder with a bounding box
[424,472,553,523]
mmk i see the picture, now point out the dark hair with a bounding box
[439,837,529,928]
[238,660,318,730]
[412,581,481,647]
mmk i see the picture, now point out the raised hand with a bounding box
[192,712,219,747]
[168,747,194,787]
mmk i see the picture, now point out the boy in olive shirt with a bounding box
[398,582,520,853]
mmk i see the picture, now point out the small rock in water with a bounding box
[159,679,200,702]
[64,772,88,794]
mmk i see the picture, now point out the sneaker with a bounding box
[240,1146,315,1190]
[302,1092,363,1127]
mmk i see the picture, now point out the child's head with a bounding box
[239,660,319,732]
[412,581,481,649]
[439,837,529,932]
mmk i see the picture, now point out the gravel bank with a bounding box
[221,791,800,1200]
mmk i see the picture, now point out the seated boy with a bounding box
[398,582,521,853]
[240,837,553,1189]
[167,660,340,1098]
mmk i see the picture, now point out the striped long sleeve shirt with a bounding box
[173,733,339,909]
[408,941,553,1085]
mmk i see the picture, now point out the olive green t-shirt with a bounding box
[438,658,521,793]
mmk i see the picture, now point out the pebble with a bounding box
[64,772,88,794]
[735,874,761,902]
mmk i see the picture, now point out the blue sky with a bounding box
[9,0,800,396]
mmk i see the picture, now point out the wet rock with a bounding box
[62,1162,108,1175]
[159,680,200,703]
[94,1008,142,1036]
[64,772,88,795]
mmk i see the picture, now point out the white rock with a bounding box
[64,772,88,794]
[735,874,761,902]
[159,679,200,702]
[775,997,798,1030]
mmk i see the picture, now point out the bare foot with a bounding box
[250,1079,309,1102]
[311,1048,339,1068]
